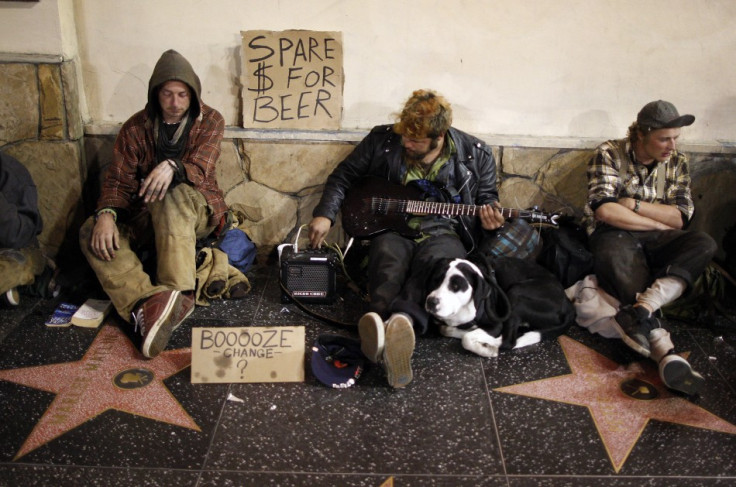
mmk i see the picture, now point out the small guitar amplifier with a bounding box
[279,245,338,304]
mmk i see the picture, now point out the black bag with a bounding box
[723,224,736,280]
[536,223,594,289]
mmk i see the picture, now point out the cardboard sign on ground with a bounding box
[191,326,305,384]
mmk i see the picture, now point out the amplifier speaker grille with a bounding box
[280,248,337,304]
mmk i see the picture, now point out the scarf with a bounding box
[154,114,192,162]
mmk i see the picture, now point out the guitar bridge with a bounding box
[370,197,389,215]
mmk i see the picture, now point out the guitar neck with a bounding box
[399,199,539,220]
[341,176,561,239]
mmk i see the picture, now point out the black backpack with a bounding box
[536,223,594,289]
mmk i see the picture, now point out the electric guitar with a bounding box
[340,176,561,239]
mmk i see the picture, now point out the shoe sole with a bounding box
[141,290,181,359]
[661,358,705,396]
[358,313,384,364]
[609,321,651,357]
[383,316,415,389]
[3,288,20,307]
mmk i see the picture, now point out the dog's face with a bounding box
[425,258,485,327]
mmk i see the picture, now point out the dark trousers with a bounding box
[589,226,717,305]
[367,232,466,334]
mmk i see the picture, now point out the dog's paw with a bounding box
[440,324,475,339]
[462,329,502,358]
[513,330,541,349]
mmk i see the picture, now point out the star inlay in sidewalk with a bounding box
[495,335,736,473]
[0,324,197,460]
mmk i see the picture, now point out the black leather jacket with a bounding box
[313,124,499,251]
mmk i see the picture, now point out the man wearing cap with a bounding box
[583,100,717,395]
[80,49,227,359]
[309,89,510,389]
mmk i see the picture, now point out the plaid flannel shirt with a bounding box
[583,138,694,235]
[97,103,227,228]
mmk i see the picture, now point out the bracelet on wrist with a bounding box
[633,199,641,213]
[96,208,117,223]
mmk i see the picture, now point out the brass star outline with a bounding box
[495,335,736,472]
[0,324,198,460]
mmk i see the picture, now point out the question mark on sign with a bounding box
[237,359,248,378]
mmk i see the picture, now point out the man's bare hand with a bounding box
[90,212,120,261]
[309,216,332,248]
[479,203,506,231]
[139,160,176,203]
[618,197,637,212]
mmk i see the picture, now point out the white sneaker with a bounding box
[358,312,385,364]
[2,288,20,307]
[383,313,415,389]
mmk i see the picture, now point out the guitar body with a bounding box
[341,176,423,239]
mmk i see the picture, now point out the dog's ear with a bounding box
[426,257,453,294]
[455,261,488,309]
[465,257,512,325]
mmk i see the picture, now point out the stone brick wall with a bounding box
[85,136,736,262]
[3,55,735,268]
[0,58,85,262]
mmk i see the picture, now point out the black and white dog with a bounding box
[425,255,574,358]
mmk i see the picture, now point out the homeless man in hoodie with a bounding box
[80,49,228,358]
[308,89,510,389]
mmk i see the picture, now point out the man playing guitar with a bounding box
[309,89,514,389]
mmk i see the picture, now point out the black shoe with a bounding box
[659,354,705,396]
[612,305,659,357]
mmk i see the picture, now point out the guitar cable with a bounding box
[279,280,357,330]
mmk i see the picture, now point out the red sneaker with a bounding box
[132,290,180,358]
[172,291,195,331]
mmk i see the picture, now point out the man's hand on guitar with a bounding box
[308,216,332,248]
[479,203,506,231]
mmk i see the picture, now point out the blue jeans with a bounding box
[589,226,717,305]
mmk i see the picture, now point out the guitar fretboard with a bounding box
[370,197,551,222]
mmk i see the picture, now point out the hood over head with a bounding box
[147,49,202,120]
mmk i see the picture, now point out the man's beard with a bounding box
[403,138,439,164]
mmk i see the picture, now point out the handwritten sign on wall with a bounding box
[241,29,343,130]
[191,326,305,383]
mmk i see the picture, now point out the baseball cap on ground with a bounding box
[637,100,695,129]
[311,335,366,389]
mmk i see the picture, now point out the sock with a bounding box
[649,327,675,362]
[637,276,687,313]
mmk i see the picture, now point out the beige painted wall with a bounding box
[2,0,735,145]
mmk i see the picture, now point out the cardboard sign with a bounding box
[191,326,305,384]
[241,29,343,130]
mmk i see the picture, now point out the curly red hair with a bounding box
[393,89,452,139]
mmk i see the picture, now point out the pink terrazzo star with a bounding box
[495,335,736,472]
[0,324,197,460]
